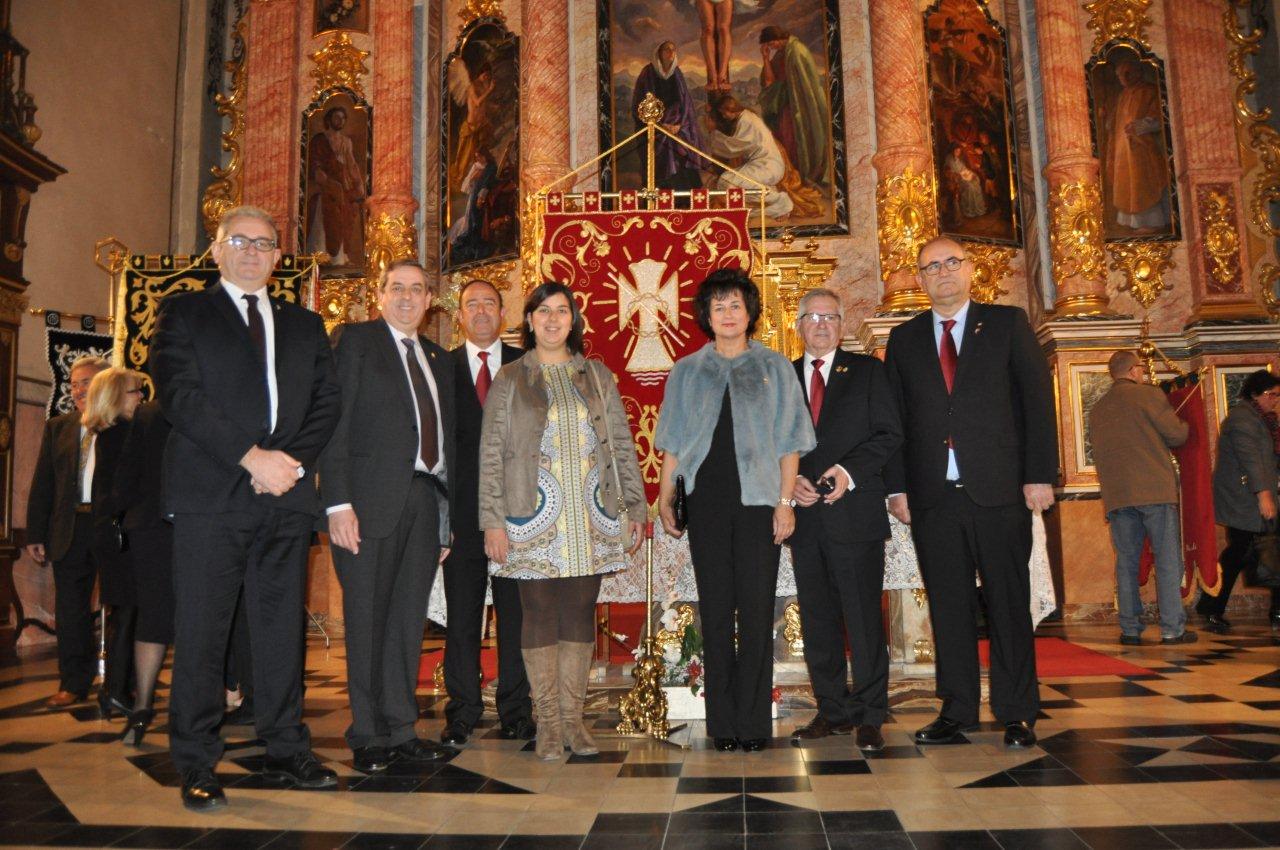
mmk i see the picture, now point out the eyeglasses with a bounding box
[919,256,967,276]
[1262,390,1280,398]
[221,235,278,252]
[799,313,841,324]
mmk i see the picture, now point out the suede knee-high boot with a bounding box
[521,645,562,760]
[558,641,599,756]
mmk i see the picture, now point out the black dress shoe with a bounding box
[1161,630,1198,645]
[739,738,767,752]
[262,751,338,788]
[353,746,391,773]
[441,722,472,746]
[391,738,452,761]
[790,715,853,741]
[856,724,885,753]
[1003,721,1036,748]
[713,737,738,752]
[1203,615,1231,634]
[914,716,976,745]
[1119,633,1143,646]
[97,692,132,720]
[498,717,537,740]
[181,768,226,811]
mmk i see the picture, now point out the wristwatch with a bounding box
[778,498,796,508]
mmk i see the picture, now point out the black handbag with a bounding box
[673,475,688,532]
[1248,520,1280,588]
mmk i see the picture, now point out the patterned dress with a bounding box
[490,362,627,580]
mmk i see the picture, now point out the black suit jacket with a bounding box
[791,349,902,544]
[112,401,171,531]
[25,411,85,562]
[448,341,524,556]
[150,282,341,516]
[318,320,456,544]
[883,302,1057,510]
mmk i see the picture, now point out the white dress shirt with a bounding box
[931,299,971,482]
[221,277,278,432]
[801,350,852,489]
[465,338,503,386]
[79,426,95,503]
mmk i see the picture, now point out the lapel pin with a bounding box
[974,322,983,335]
[835,365,848,373]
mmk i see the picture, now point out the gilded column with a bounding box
[1034,0,1111,317]
[365,0,419,274]
[520,1,570,194]
[1167,0,1267,321]
[241,0,302,248]
[870,0,934,314]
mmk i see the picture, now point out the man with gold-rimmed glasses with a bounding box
[884,236,1057,750]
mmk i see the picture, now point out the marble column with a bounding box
[241,0,302,249]
[1166,0,1268,321]
[869,0,934,314]
[1034,0,1112,317]
[365,0,419,274]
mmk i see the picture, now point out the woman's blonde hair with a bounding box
[82,368,145,432]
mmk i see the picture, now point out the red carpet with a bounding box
[418,648,499,688]
[980,636,1149,677]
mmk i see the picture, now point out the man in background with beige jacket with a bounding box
[1090,350,1196,646]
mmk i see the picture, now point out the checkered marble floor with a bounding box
[1,621,1279,849]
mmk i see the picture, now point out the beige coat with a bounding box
[478,352,646,531]
[1089,378,1188,513]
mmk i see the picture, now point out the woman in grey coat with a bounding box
[1203,369,1280,631]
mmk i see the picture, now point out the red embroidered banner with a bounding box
[539,208,753,501]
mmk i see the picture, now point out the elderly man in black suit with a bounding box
[439,279,534,747]
[151,205,342,810]
[788,288,901,752]
[884,236,1057,749]
[320,260,457,772]
[25,354,109,708]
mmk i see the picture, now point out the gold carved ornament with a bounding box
[1199,188,1243,289]
[1084,0,1153,53]
[875,165,938,289]
[519,194,545,294]
[1048,179,1108,289]
[309,31,370,100]
[201,19,247,239]
[458,0,505,26]
[1107,241,1175,308]
[1224,1,1280,311]
[654,604,694,656]
[364,212,418,281]
[960,242,1014,304]
[317,276,372,334]
[782,602,803,656]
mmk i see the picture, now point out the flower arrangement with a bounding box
[656,602,704,696]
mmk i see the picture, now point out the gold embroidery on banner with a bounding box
[625,399,662,486]
[1084,0,1153,53]
[1107,241,1175,308]
[961,242,1014,304]
[201,19,247,239]
[309,32,370,100]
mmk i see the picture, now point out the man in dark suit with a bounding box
[788,289,901,753]
[884,236,1057,749]
[151,205,342,810]
[320,260,457,772]
[440,278,534,746]
[25,354,109,707]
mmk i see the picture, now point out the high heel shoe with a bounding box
[120,709,154,746]
[98,692,132,720]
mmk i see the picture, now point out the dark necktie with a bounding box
[243,294,266,364]
[476,350,492,406]
[402,338,439,470]
[809,358,825,427]
[940,319,958,394]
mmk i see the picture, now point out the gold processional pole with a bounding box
[616,517,669,738]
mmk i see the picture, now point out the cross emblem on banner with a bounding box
[611,258,682,374]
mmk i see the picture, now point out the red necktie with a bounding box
[809,358,825,427]
[940,319,958,394]
[475,350,492,406]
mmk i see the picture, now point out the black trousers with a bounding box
[168,508,313,773]
[224,587,253,706]
[791,536,888,726]
[333,477,440,750]
[442,545,531,727]
[911,484,1038,725]
[52,513,97,695]
[687,499,780,740]
[1200,526,1255,617]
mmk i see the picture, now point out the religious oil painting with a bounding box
[314,0,369,35]
[924,0,1021,245]
[300,88,372,276]
[441,18,520,273]
[1087,41,1180,243]
[598,0,849,236]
